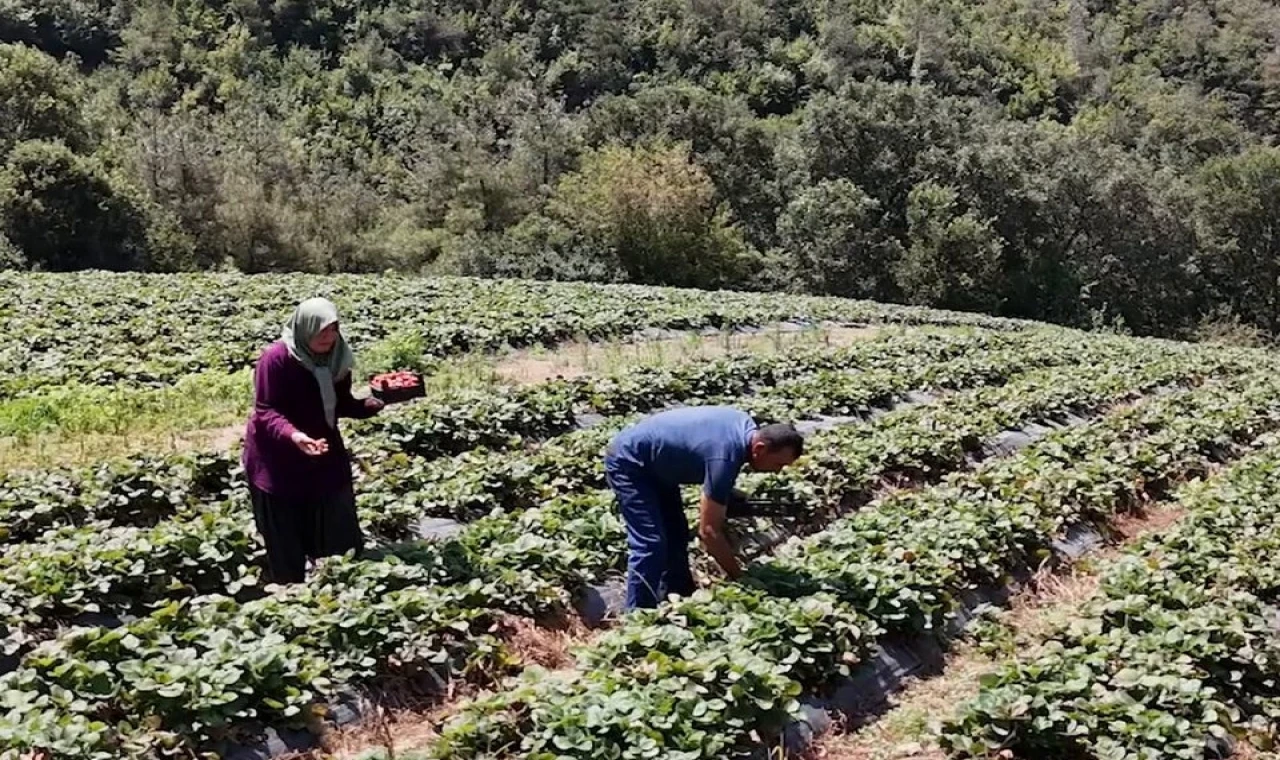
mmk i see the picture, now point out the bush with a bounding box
[432,220,623,284]
[0,140,151,271]
[547,142,758,290]
[1194,309,1271,348]
[0,230,24,269]
[776,178,902,300]
[897,181,1004,312]
[0,43,91,157]
[1192,146,1280,334]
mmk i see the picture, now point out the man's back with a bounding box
[609,406,756,499]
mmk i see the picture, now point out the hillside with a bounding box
[3,1,1280,339]
[3,274,1280,757]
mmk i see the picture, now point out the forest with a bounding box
[1,0,1279,340]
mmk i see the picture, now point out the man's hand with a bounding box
[291,431,330,456]
[698,494,744,580]
[364,397,385,414]
[726,489,753,519]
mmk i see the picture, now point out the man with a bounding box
[604,405,804,610]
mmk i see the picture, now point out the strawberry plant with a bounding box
[429,371,1280,760]
[0,304,1276,758]
[0,451,240,543]
[941,436,1280,759]
[0,501,263,655]
[362,332,1228,537]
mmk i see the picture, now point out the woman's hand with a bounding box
[363,397,385,414]
[291,431,330,456]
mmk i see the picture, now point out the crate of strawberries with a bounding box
[369,371,425,404]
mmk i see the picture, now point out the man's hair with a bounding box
[757,423,804,458]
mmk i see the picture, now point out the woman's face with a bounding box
[309,322,340,354]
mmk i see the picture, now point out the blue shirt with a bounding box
[608,406,757,503]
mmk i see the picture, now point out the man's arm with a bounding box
[700,457,744,579]
[698,493,743,579]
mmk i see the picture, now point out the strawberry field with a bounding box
[2,274,1279,759]
[0,272,1021,397]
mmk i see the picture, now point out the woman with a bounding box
[242,297,384,583]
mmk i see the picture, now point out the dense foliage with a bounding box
[431,361,1280,759]
[3,0,1280,338]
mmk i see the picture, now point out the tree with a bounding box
[0,0,120,66]
[888,0,955,86]
[0,140,151,270]
[548,142,757,289]
[776,178,902,299]
[126,112,226,268]
[784,82,971,237]
[586,85,782,251]
[1068,163,1201,337]
[915,123,1082,323]
[0,229,23,269]
[0,43,90,157]
[897,181,1004,312]
[436,214,624,283]
[1193,146,1280,334]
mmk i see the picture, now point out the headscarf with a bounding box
[281,297,355,429]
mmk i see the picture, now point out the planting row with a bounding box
[378,353,1195,602]
[940,435,1280,758]
[0,334,1182,656]
[0,331,1047,654]
[425,370,1280,760]
[373,344,1249,586]
[0,451,238,544]
[0,354,1266,758]
[0,272,1027,396]
[0,324,1095,550]
[0,328,1015,543]
[0,339,1250,666]
[355,329,1151,533]
[350,327,1021,462]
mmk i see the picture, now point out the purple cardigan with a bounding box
[242,341,377,500]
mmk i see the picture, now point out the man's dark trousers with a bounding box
[605,454,696,610]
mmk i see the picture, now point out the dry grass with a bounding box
[490,325,883,384]
[306,662,488,760]
[1112,504,1187,540]
[803,654,986,760]
[495,612,588,671]
[324,699,455,759]
[0,423,244,470]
